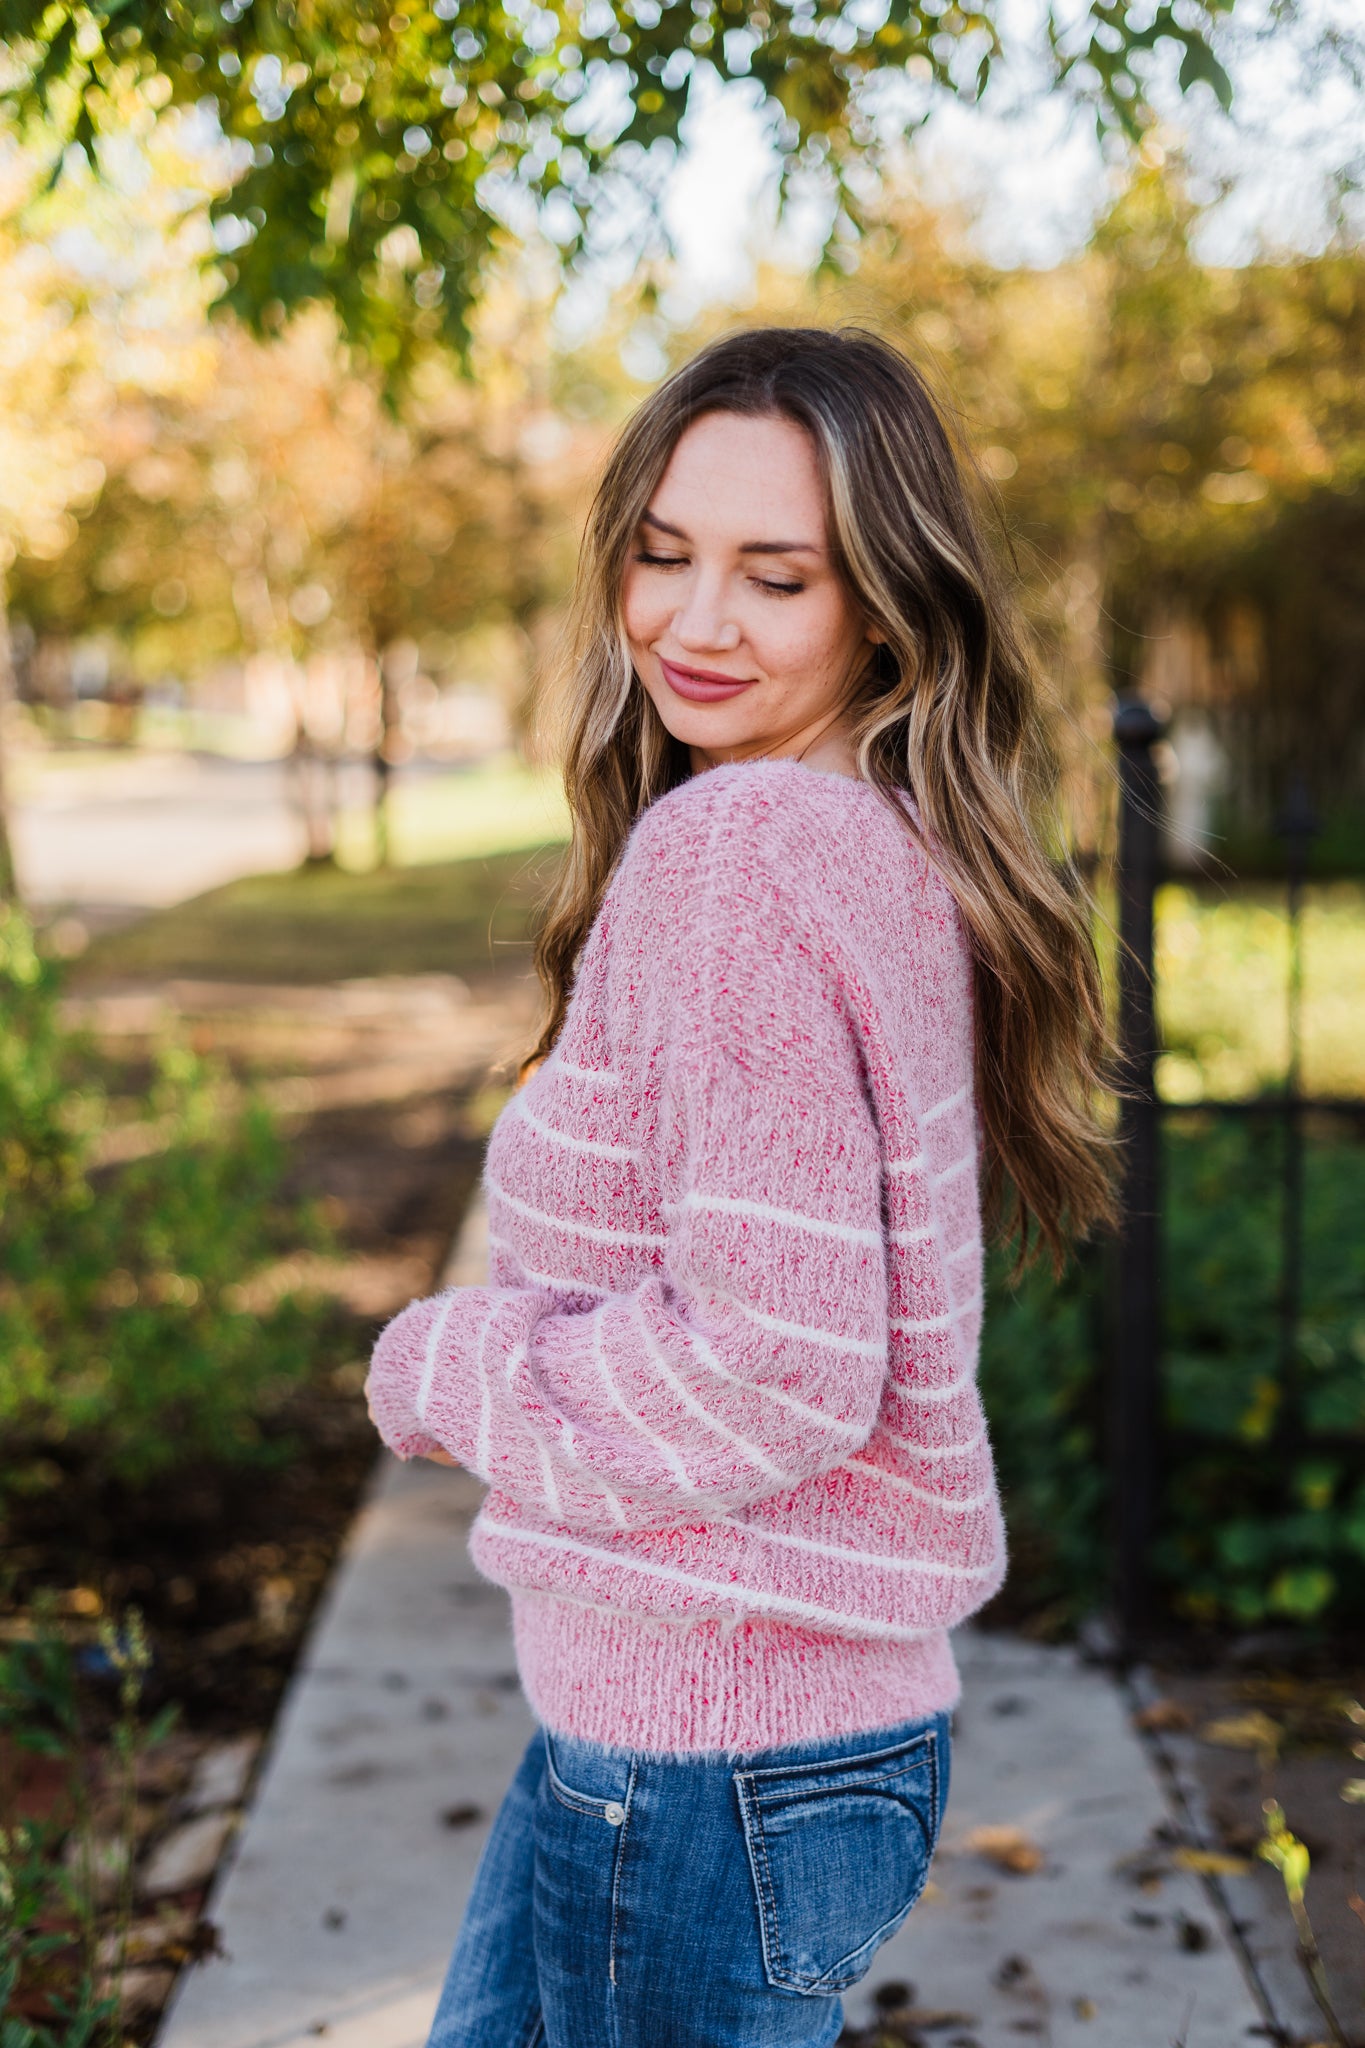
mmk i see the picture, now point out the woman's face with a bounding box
[622,410,881,773]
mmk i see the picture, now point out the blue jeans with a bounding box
[427,1709,951,2048]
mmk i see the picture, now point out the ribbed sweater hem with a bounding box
[510,1590,961,1756]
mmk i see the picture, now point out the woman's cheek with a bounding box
[621,565,669,643]
[762,609,833,700]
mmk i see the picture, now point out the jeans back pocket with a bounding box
[733,1722,945,1995]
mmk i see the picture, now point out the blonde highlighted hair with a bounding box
[532,324,1119,1270]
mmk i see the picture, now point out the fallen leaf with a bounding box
[1074,1996,1098,2020]
[185,1918,226,1963]
[1339,1779,1365,1805]
[867,1982,977,2029]
[440,1802,485,1828]
[1198,1711,1283,1754]
[1347,1892,1365,1931]
[1135,1698,1193,1732]
[1172,1847,1253,1877]
[1111,1847,1167,1888]
[963,1825,1044,1874]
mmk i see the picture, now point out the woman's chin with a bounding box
[650,698,769,761]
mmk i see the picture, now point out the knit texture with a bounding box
[366,757,1007,1752]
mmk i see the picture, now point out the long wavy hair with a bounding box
[530,324,1119,1270]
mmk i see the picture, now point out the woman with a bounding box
[366,325,1117,2048]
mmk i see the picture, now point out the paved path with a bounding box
[158,1208,1274,2048]
[12,753,312,918]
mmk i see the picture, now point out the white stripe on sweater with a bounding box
[590,1307,705,1500]
[680,1321,868,1442]
[891,1293,983,1337]
[479,1521,936,1640]
[847,1453,995,1511]
[493,1235,883,1431]
[552,1058,622,1085]
[496,1325,634,1526]
[718,1517,998,1580]
[931,1154,974,1187]
[487,1230,610,1299]
[487,1176,667,1248]
[889,1370,976,1405]
[869,1423,987,1461]
[414,1292,456,1424]
[921,1083,970,1126]
[717,1296,885,1359]
[534,1438,565,1521]
[630,1303,788,1483]
[473,1299,500,1474]
[554,1421,632,1528]
[601,1486,630,1527]
[679,1191,880,1248]
[511,1096,643,1163]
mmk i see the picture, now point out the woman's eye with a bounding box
[631,550,802,597]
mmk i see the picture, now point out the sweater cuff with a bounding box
[365,1293,449,1462]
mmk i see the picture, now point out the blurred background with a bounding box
[1,0,1362,2036]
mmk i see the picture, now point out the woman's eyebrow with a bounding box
[640,509,822,556]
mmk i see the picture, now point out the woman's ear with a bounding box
[864,620,888,646]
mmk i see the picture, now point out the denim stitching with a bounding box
[734,1773,787,1990]
[605,1757,638,1991]
[743,1726,935,1793]
[544,1731,622,1820]
[806,1729,942,1993]
[736,1726,942,1996]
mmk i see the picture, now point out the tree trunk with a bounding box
[0,578,21,903]
[370,644,408,869]
[288,722,336,865]
[372,742,391,868]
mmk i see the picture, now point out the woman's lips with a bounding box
[658,656,758,704]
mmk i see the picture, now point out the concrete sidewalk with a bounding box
[158,1211,1275,2048]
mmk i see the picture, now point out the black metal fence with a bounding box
[1108,699,1364,1651]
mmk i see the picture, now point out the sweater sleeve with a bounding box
[365,786,890,1532]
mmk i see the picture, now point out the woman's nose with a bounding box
[672,574,741,653]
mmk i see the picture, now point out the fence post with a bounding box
[1111,696,1165,1655]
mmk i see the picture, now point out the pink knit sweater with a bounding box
[366,758,1006,1752]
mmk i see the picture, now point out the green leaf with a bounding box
[1177,34,1233,112]
[1267,1566,1336,1621]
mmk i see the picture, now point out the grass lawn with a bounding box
[332,756,570,868]
[74,843,566,985]
[1156,880,1365,1100]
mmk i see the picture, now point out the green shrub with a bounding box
[976,1240,1108,1619]
[1160,1115,1365,1626]
[981,1118,1365,1631]
[0,1604,170,2046]
[0,905,343,1498]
